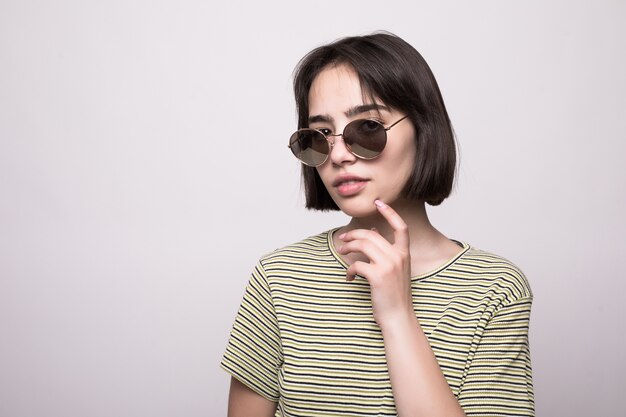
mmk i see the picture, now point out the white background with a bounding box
[1,1,625,416]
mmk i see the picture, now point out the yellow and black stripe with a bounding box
[222,229,534,416]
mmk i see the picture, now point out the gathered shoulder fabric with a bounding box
[221,229,534,417]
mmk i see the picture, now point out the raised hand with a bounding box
[337,199,415,328]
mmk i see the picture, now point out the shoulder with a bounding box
[453,245,533,302]
[256,229,338,272]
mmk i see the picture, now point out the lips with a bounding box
[332,175,369,197]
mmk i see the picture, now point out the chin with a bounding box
[333,198,379,218]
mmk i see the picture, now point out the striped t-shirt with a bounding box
[221,229,534,416]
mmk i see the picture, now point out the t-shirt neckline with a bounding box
[326,227,470,281]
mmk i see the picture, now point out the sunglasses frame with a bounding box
[288,115,409,167]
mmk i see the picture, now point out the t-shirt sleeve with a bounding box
[221,261,282,402]
[457,296,535,417]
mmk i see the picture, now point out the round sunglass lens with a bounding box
[344,119,387,159]
[289,129,329,166]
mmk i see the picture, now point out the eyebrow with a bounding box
[308,103,390,124]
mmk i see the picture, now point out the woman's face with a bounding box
[309,64,418,218]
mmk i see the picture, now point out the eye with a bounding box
[315,127,333,137]
[359,119,384,133]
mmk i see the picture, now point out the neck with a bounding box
[344,199,439,246]
[337,199,463,277]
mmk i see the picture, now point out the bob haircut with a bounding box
[293,32,457,209]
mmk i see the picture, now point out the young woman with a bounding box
[221,33,534,417]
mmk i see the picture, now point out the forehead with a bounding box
[308,64,379,117]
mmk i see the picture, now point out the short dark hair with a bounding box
[293,32,457,209]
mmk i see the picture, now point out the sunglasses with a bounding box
[288,115,409,167]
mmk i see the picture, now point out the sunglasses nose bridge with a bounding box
[325,134,357,167]
[325,132,344,148]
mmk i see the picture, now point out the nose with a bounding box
[327,133,356,166]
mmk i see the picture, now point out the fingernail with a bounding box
[338,233,346,239]
[374,199,386,208]
[346,274,354,281]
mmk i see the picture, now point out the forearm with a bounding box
[381,314,466,417]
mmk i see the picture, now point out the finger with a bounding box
[374,199,409,249]
[338,229,390,252]
[338,239,386,264]
[346,261,375,282]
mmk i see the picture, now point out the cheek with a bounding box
[315,166,325,181]
[387,141,417,187]
[315,166,333,188]
[390,135,416,164]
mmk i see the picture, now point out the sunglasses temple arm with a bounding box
[385,115,409,130]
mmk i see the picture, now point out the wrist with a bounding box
[379,310,421,337]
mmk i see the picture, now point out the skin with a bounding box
[228,64,466,417]
[227,378,276,416]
